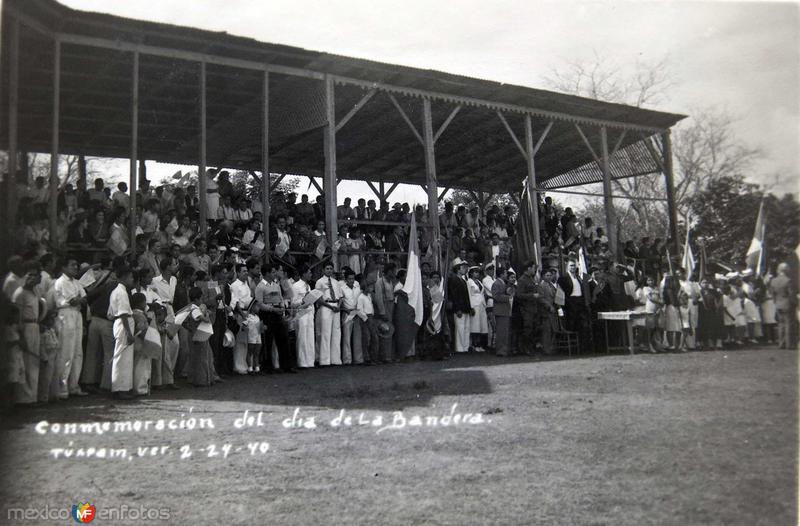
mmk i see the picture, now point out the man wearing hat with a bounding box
[447,258,471,353]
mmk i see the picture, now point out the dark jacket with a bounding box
[492,278,512,317]
[447,273,471,315]
[557,272,590,307]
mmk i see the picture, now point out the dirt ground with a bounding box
[0,347,796,526]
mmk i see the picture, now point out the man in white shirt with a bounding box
[355,279,378,364]
[556,259,591,353]
[291,265,316,368]
[229,263,259,374]
[53,258,88,398]
[149,257,178,319]
[109,267,136,399]
[337,197,354,220]
[315,261,343,366]
[112,182,131,210]
[274,215,292,259]
[3,255,25,300]
[340,269,362,365]
[36,253,57,313]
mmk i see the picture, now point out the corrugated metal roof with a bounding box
[1,0,686,192]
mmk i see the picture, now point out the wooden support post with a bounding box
[48,39,61,244]
[524,114,542,265]
[422,98,441,270]
[269,173,286,193]
[138,159,147,188]
[262,71,270,261]
[198,62,207,236]
[308,176,323,195]
[324,75,338,267]
[6,20,19,239]
[379,181,386,203]
[662,130,679,257]
[365,181,381,202]
[384,182,399,201]
[129,51,139,257]
[600,126,618,259]
[77,155,87,196]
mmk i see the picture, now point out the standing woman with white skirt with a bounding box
[467,266,488,352]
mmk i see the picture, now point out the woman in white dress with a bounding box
[467,266,488,352]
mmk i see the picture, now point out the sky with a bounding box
[60,0,800,207]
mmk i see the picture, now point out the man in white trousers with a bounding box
[291,265,316,368]
[52,258,88,399]
[109,267,136,399]
[340,269,362,365]
[315,262,343,366]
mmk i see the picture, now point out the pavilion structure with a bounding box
[0,0,686,266]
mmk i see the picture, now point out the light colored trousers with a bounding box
[15,323,40,404]
[54,308,83,397]
[295,309,315,368]
[316,306,341,365]
[111,318,134,392]
[341,316,364,364]
[454,313,470,353]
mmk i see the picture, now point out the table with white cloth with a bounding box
[597,310,647,355]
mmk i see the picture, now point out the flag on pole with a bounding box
[746,199,766,276]
[402,215,424,326]
[681,227,695,278]
[698,242,707,282]
[578,246,590,279]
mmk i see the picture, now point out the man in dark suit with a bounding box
[447,259,471,354]
[538,267,559,355]
[491,267,512,356]
[514,260,541,356]
[557,259,591,352]
[770,262,797,349]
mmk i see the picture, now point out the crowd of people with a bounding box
[1,169,797,407]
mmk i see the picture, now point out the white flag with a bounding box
[402,216,424,326]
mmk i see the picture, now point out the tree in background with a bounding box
[446,189,518,216]
[689,176,800,270]
[231,171,300,208]
[545,53,760,239]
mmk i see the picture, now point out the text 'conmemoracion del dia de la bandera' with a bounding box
[30,404,491,460]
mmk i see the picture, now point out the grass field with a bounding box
[0,347,796,525]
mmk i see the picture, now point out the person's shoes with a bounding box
[166,384,180,390]
[254,366,261,373]
[286,368,299,374]
[70,389,89,397]
[112,391,136,400]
